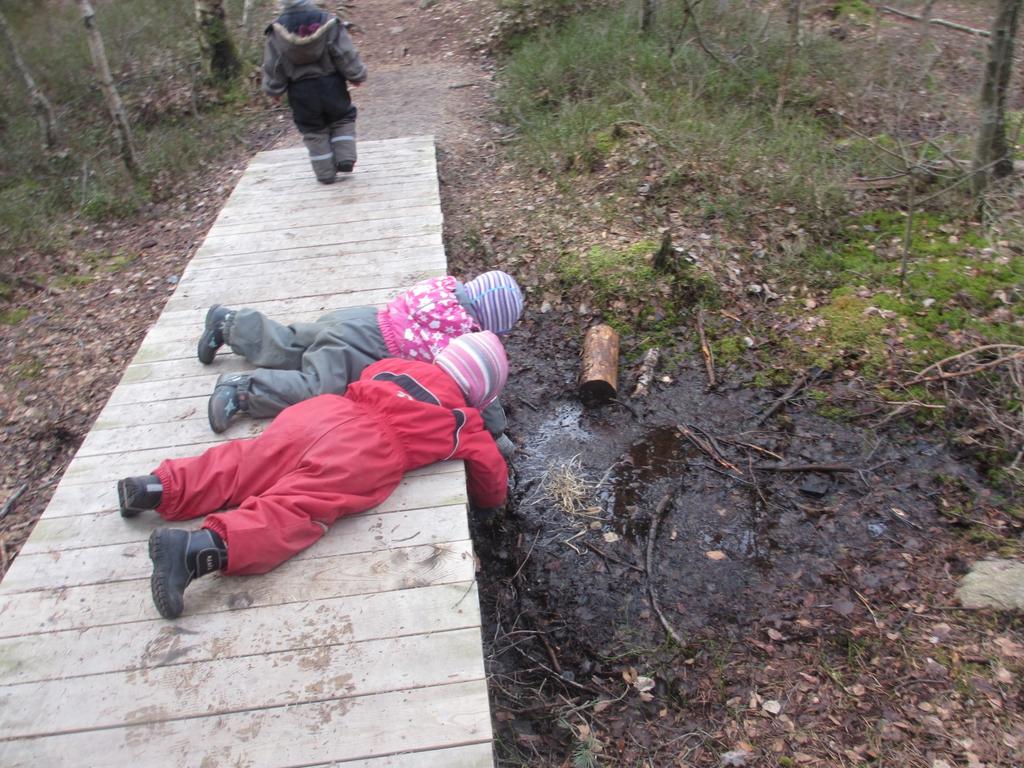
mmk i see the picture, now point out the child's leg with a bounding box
[301,128,338,184]
[236,316,389,419]
[225,309,332,370]
[203,407,404,575]
[328,109,357,171]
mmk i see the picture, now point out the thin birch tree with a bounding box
[642,0,658,33]
[0,9,60,151]
[195,0,241,84]
[972,0,1022,197]
[77,0,137,176]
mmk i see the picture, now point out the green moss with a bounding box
[712,335,747,366]
[815,293,889,373]
[53,274,94,289]
[557,240,717,346]
[795,212,1023,372]
[9,359,43,380]
[0,307,29,325]
[84,249,134,273]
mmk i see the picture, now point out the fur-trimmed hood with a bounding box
[268,16,338,66]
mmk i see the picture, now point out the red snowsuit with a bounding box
[152,358,507,575]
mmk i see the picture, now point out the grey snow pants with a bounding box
[223,306,509,437]
[224,306,387,418]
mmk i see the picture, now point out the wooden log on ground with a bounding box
[580,324,620,404]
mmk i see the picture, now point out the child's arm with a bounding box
[260,33,288,96]
[329,22,368,84]
[453,411,509,509]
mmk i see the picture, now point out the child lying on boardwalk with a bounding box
[197,271,523,453]
[117,332,509,620]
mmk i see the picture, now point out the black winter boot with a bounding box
[117,474,162,518]
[197,305,234,365]
[149,527,227,619]
[336,160,354,173]
[208,374,250,434]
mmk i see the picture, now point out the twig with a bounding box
[696,309,715,388]
[752,463,857,473]
[853,588,881,629]
[646,491,685,646]
[753,367,820,426]
[0,483,28,520]
[907,347,1024,385]
[678,424,742,474]
[877,4,990,37]
[538,631,562,674]
[512,531,540,581]
[582,540,645,573]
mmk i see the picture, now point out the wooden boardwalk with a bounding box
[0,136,495,767]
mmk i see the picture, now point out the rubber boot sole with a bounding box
[149,530,186,620]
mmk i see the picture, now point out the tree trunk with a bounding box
[77,0,137,176]
[641,0,657,34]
[972,0,1022,196]
[195,0,241,84]
[241,0,257,54]
[774,0,801,114]
[0,9,60,151]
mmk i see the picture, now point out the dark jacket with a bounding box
[261,2,367,95]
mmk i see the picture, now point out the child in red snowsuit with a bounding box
[117,331,509,620]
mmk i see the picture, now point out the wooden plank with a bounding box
[77,413,264,456]
[0,581,480,684]
[302,743,494,768]
[210,182,438,226]
[161,263,442,318]
[192,212,442,259]
[0,539,476,636]
[5,504,469,590]
[206,200,439,238]
[154,287,407,329]
[183,232,442,273]
[92,395,210,430]
[0,679,490,768]
[0,628,485,738]
[227,168,439,199]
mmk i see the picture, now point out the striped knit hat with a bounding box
[463,271,524,335]
[435,331,509,409]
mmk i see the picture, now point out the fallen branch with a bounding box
[583,540,645,573]
[678,424,742,475]
[646,492,685,646]
[753,367,821,426]
[877,4,990,37]
[752,463,857,473]
[696,309,715,388]
[0,483,28,521]
[631,347,661,398]
[907,346,1024,385]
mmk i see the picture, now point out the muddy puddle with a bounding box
[475,323,982,753]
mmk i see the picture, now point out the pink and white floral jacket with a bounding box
[377,276,480,361]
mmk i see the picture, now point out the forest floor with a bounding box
[1,1,1023,767]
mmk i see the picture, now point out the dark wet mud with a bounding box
[477,315,984,762]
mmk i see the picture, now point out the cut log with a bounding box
[580,324,620,404]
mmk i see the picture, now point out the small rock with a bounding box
[958,559,1024,610]
[762,699,782,715]
[798,474,831,498]
[720,749,753,767]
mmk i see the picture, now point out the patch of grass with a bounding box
[497,2,862,228]
[0,307,29,326]
[9,359,43,380]
[557,240,717,346]
[84,249,134,273]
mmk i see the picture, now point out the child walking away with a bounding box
[262,0,367,184]
[118,332,509,620]
[197,271,524,450]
